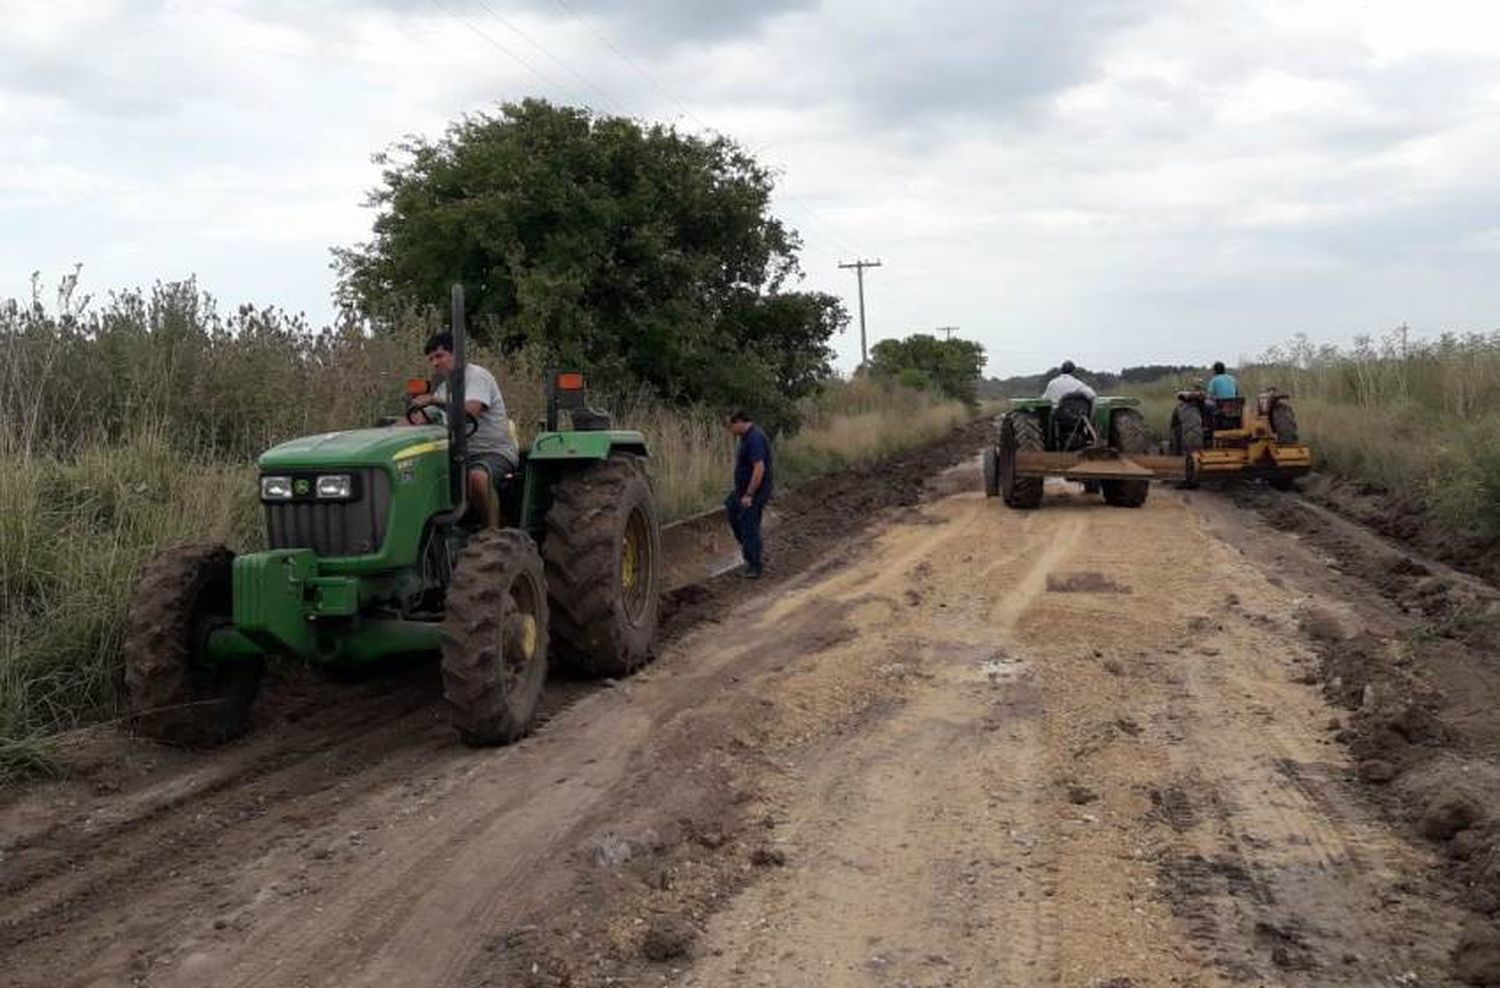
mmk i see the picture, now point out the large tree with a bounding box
[869,334,987,406]
[335,99,845,429]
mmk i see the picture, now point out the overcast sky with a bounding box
[4,0,1499,375]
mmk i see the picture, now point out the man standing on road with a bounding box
[1042,360,1097,404]
[409,331,520,527]
[725,411,773,579]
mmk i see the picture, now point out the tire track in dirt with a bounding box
[672,474,1471,988]
[682,490,1068,986]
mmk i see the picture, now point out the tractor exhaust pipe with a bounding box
[435,283,468,524]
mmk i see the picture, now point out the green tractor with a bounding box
[982,394,1175,509]
[123,286,661,747]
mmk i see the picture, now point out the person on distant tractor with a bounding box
[1042,360,1097,404]
[409,331,520,527]
[1206,361,1239,400]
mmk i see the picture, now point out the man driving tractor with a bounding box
[1042,360,1096,404]
[1206,360,1239,400]
[407,331,519,526]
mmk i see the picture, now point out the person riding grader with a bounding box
[1169,361,1311,489]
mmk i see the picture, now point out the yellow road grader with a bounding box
[1169,386,1312,490]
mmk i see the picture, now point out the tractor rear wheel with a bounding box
[123,544,264,747]
[999,412,1045,509]
[441,528,549,746]
[1271,401,1299,444]
[982,446,1000,497]
[544,453,662,678]
[1102,409,1151,508]
[1171,401,1205,489]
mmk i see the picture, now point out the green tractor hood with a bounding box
[259,426,449,470]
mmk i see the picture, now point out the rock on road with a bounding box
[0,450,1476,987]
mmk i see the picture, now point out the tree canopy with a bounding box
[335,99,846,430]
[868,334,987,406]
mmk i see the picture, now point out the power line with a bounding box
[432,0,865,275]
[547,0,700,126]
[470,0,624,115]
[428,0,589,107]
[541,0,864,260]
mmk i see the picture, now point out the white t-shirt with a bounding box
[434,364,519,461]
[1042,373,1097,404]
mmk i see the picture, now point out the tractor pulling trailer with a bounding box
[124,286,661,747]
[982,386,1313,508]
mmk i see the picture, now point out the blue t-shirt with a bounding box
[1207,373,1239,399]
[735,424,774,500]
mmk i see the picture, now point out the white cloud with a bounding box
[2,0,1499,375]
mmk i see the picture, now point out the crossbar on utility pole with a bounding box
[839,258,882,369]
[936,325,958,341]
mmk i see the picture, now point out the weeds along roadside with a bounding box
[0,283,968,771]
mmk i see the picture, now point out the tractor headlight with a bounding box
[315,474,353,500]
[260,475,293,500]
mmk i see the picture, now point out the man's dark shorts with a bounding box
[467,451,519,489]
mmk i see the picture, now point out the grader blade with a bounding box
[1014,451,1186,483]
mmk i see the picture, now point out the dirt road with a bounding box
[5,437,1499,987]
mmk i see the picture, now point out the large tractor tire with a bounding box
[1171,401,1206,489]
[1102,409,1151,508]
[543,453,662,678]
[1271,401,1299,444]
[999,412,1045,510]
[1267,402,1300,491]
[123,544,264,747]
[982,446,1000,497]
[441,528,549,746]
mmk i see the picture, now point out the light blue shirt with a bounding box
[1207,373,1239,399]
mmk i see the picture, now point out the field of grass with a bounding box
[0,279,969,771]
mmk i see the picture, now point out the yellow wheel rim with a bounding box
[518,613,538,660]
[622,526,639,592]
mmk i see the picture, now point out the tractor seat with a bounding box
[1210,396,1245,431]
[1053,392,1095,451]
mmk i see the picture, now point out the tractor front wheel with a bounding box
[544,453,662,678]
[982,446,1000,497]
[123,544,264,747]
[1000,412,1045,510]
[441,528,549,746]
[1102,409,1151,508]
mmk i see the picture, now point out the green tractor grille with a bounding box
[264,468,392,557]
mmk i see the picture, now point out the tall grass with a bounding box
[0,276,969,764]
[779,377,968,481]
[1246,330,1500,535]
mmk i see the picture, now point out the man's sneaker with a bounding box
[743,567,763,580]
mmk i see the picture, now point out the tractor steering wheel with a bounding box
[405,401,439,427]
[403,400,479,438]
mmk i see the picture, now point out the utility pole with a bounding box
[936,325,958,341]
[839,258,882,369]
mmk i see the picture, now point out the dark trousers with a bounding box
[724,493,765,574]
